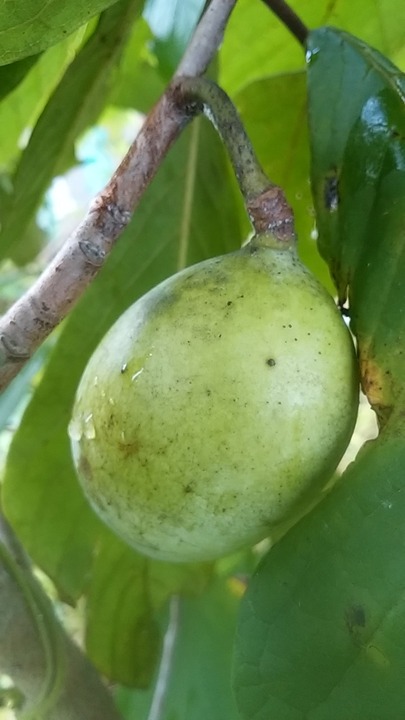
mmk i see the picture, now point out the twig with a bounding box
[260,0,308,45]
[0,0,238,392]
[172,76,295,243]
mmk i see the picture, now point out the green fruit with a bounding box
[70,238,358,562]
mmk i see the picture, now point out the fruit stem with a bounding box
[260,0,308,46]
[171,76,296,247]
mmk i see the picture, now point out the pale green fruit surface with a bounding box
[70,242,358,562]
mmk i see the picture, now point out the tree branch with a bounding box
[0,0,238,392]
[0,515,123,720]
[260,0,308,45]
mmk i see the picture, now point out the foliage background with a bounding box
[0,0,403,718]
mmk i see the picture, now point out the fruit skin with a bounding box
[70,240,358,562]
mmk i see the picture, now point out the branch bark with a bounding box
[0,0,238,392]
[0,516,123,720]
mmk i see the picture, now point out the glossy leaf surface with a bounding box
[307,27,405,419]
[235,422,405,720]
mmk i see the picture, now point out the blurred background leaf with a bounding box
[117,575,242,719]
[144,0,206,77]
[219,0,405,95]
[0,54,42,103]
[0,29,85,170]
[0,0,120,65]
[86,531,212,687]
[0,0,143,262]
[109,18,165,112]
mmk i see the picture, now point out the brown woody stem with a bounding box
[171,76,295,244]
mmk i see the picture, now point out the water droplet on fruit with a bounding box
[306,47,320,64]
[68,417,82,442]
[84,413,96,440]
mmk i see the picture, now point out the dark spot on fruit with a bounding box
[266,358,276,367]
[206,389,212,396]
[227,300,233,306]
[184,484,193,494]
[118,438,141,457]
[78,454,93,482]
[107,413,116,429]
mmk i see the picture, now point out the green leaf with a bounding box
[85,532,161,688]
[0,343,52,434]
[109,18,165,112]
[0,0,142,262]
[86,530,211,686]
[233,25,405,720]
[0,54,41,103]
[220,0,405,96]
[234,418,405,720]
[2,118,244,601]
[144,0,205,77]
[306,28,405,420]
[235,72,332,291]
[0,0,121,65]
[116,576,241,719]
[0,30,85,169]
